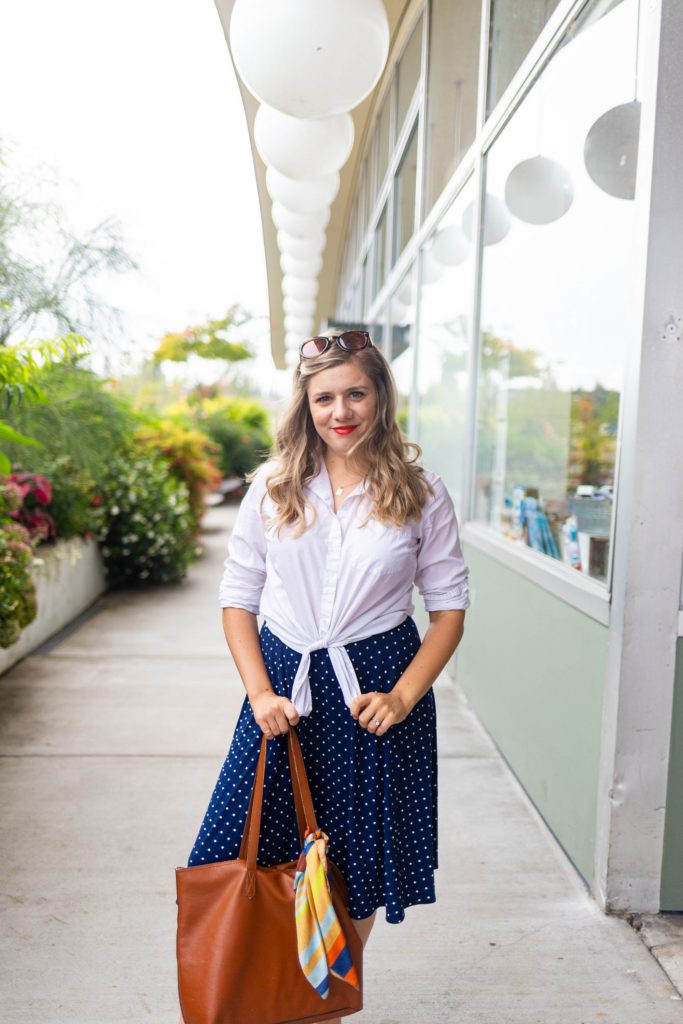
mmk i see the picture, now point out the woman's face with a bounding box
[306,360,377,459]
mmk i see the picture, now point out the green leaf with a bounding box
[0,420,43,447]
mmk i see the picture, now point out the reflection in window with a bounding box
[368,312,385,354]
[396,17,423,136]
[487,0,563,115]
[375,205,388,297]
[365,157,376,237]
[416,181,475,513]
[425,0,481,215]
[375,93,392,201]
[393,124,418,265]
[474,0,639,584]
[389,271,416,434]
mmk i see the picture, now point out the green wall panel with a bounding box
[661,637,683,910]
[455,543,608,884]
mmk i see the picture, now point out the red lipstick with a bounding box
[332,425,358,435]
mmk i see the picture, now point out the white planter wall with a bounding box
[0,536,107,676]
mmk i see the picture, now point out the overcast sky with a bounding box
[0,0,288,395]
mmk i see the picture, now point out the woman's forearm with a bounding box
[391,610,466,714]
[221,607,274,705]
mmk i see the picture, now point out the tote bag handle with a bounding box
[239,728,319,892]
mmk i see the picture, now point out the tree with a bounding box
[0,334,90,472]
[0,142,136,345]
[152,306,254,371]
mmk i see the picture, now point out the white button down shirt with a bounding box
[218,458,470,717]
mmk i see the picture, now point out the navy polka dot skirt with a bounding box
[186,615,438,924]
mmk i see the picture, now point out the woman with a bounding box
[180,329,469,1024]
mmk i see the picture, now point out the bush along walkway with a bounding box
[1,504,683,1023]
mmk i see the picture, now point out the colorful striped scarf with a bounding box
[292,825,360,999]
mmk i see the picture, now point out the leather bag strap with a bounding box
[240,728,319,895]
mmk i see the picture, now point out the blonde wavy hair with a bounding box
[249,334,434,535]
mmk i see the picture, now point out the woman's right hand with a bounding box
[250,690,300,737]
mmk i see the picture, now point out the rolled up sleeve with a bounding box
[414,476,470,611]
[218,467,269,613]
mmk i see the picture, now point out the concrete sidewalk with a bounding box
[1,504,682,1024]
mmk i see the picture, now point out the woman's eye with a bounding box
[350,391,366,399]
[316,395,332,403]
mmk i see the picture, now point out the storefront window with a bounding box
[425,0,481,215]
[361,157,372,234]
[375,92,392,202]
[415,180,476,513]
[389,269,416,434]
[396,17,423,136]
[487,0,562,116]
[393,123,419,265]
[376,204,388,296]
[474,0,640,584]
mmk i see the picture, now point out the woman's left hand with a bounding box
[349,690,410,736]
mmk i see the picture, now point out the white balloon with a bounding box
[266,168,340,214]
[284,314,315,334]
[584,100,640,200]
[420,250,443,285]
[254,105,354,180]
[395,275,415,308]
[230,0,389,119]
[280,252,323,278]
[272,201,330,236]
[277,229,326,259]
[284,348,300,367]
[282,275,319,301]
[431,223,470,266]
[505,155,574,224]
[283,295,316,317]
[462,194,511,245]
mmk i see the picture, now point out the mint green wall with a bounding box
[454,544,608,884]
[661,637,683,909]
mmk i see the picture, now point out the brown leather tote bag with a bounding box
[175,725,364,1024]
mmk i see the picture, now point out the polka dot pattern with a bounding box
[187,616,438,924]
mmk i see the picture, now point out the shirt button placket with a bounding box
[319,516,342,640]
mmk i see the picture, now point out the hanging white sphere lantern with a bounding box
[505,155,574,224]
[254,105,354,180]
[420,249,443,286]
[280,252,323,278]
[272,202,330,237]
[462,194,511,245]
[230,0,389,120]
[282,275,319,301]
[277,229,326,260]
[266,168,340,214]
[284,313,315,334]
[431,223,471,267]
[584,100,640,200]
[395,275,415,308]
[283,295,317,317]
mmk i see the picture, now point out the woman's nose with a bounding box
[333,396,352,420]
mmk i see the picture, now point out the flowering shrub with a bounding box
[0,481,38,648]
[44,455,106,541]
[191,396,272,479]
[97,451,198,586]
[134,420,221,534]
[7,471,57,544]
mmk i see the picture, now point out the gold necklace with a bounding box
[330,475,364,496]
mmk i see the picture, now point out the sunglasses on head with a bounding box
[299,331,372,360]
